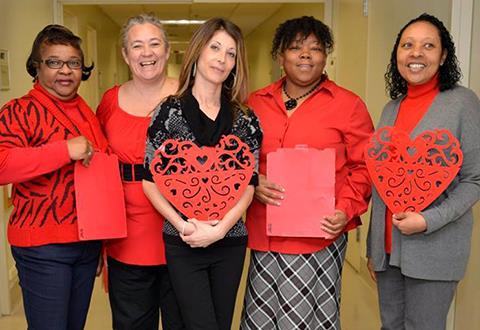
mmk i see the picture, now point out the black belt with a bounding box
[119,163,145,182]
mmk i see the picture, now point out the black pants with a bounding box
[165,242,247,330]
[107,257,185,330]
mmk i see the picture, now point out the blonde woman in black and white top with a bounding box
[143,18,262,330]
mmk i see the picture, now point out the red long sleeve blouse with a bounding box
[246,77,374,254]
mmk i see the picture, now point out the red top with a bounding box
[97,86,166,265]
[246,77,374,254]
[0,83,108,247]
[385,75,440,253]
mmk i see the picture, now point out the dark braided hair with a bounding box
[385,13,461,100]
[271,16,333,59]
[26,24,94,81]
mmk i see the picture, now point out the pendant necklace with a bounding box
[283,79,323,111]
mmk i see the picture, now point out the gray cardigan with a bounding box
[367,86,480,281]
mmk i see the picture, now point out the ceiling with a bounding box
[96,3,285,45]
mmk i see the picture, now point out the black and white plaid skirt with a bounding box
[241,234,347,330]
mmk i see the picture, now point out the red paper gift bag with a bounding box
[266,146,335,238]
[74,152,127,240]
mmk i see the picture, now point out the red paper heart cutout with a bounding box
[365,127,463,213]
[150,135,255,220]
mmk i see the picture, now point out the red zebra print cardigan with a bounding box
[0,83,108,247]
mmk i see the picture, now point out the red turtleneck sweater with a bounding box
[385,75,440,253]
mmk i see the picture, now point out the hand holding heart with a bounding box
[391,212,427,235]
[181,219,224,248]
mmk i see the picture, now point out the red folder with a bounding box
[266,146,335,238]
[74,152,127,240]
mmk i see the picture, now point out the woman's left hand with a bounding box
[392,212,427,235]
[181,219,223,248]
[321,209,348,236]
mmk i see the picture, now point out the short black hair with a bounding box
[385,13,461,99]
[26,24,94,81]
[271,16,333,59]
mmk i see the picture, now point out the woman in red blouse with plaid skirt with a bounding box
[241,16,373,330]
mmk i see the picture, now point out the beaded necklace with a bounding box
[282,79,323,111]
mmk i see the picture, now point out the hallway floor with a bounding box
[0,261,380,329]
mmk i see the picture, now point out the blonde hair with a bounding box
[177,17,249,113]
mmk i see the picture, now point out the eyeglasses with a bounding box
[40,59,82,70]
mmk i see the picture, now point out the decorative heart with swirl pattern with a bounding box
[365,126,463,213]
[150,135,255,220]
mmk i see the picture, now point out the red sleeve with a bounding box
[335,97,374,220]
[96,86,117,126]
[0,98,71,184]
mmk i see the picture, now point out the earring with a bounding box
[224,72,236,90]
[192,62,197,77]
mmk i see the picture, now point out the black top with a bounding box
[181,89,233,146]
[144,89,262,244]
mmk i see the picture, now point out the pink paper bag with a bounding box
[266,146,335,238]
[74,152,127,240]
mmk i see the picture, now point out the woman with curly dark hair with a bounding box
[367,13,480,330]
[241,16,373,329]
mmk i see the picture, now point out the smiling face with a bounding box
[122,22,169,81]
[37,43,82,100]
[195,29,237,87]
[279,33,326,89]
[396,21,447,86]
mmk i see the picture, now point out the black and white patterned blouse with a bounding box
[144,89,262,244]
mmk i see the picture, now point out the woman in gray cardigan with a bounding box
[366,13,480,330]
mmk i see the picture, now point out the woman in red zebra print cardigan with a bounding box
[0,25,108,330]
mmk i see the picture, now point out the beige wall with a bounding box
[334,0,368,99]
[454,1,480,328]
[0,0,53,105]
[63,5,128,109]
[245,3,325,92]
[470,0,480,95]
[365,0,451,124]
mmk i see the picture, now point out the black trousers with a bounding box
[165,241,247,330]
[107,257,185,330]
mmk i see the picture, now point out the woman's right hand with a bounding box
[67,136,94,167]
[254,174,285,206]
[367,258,376,282]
